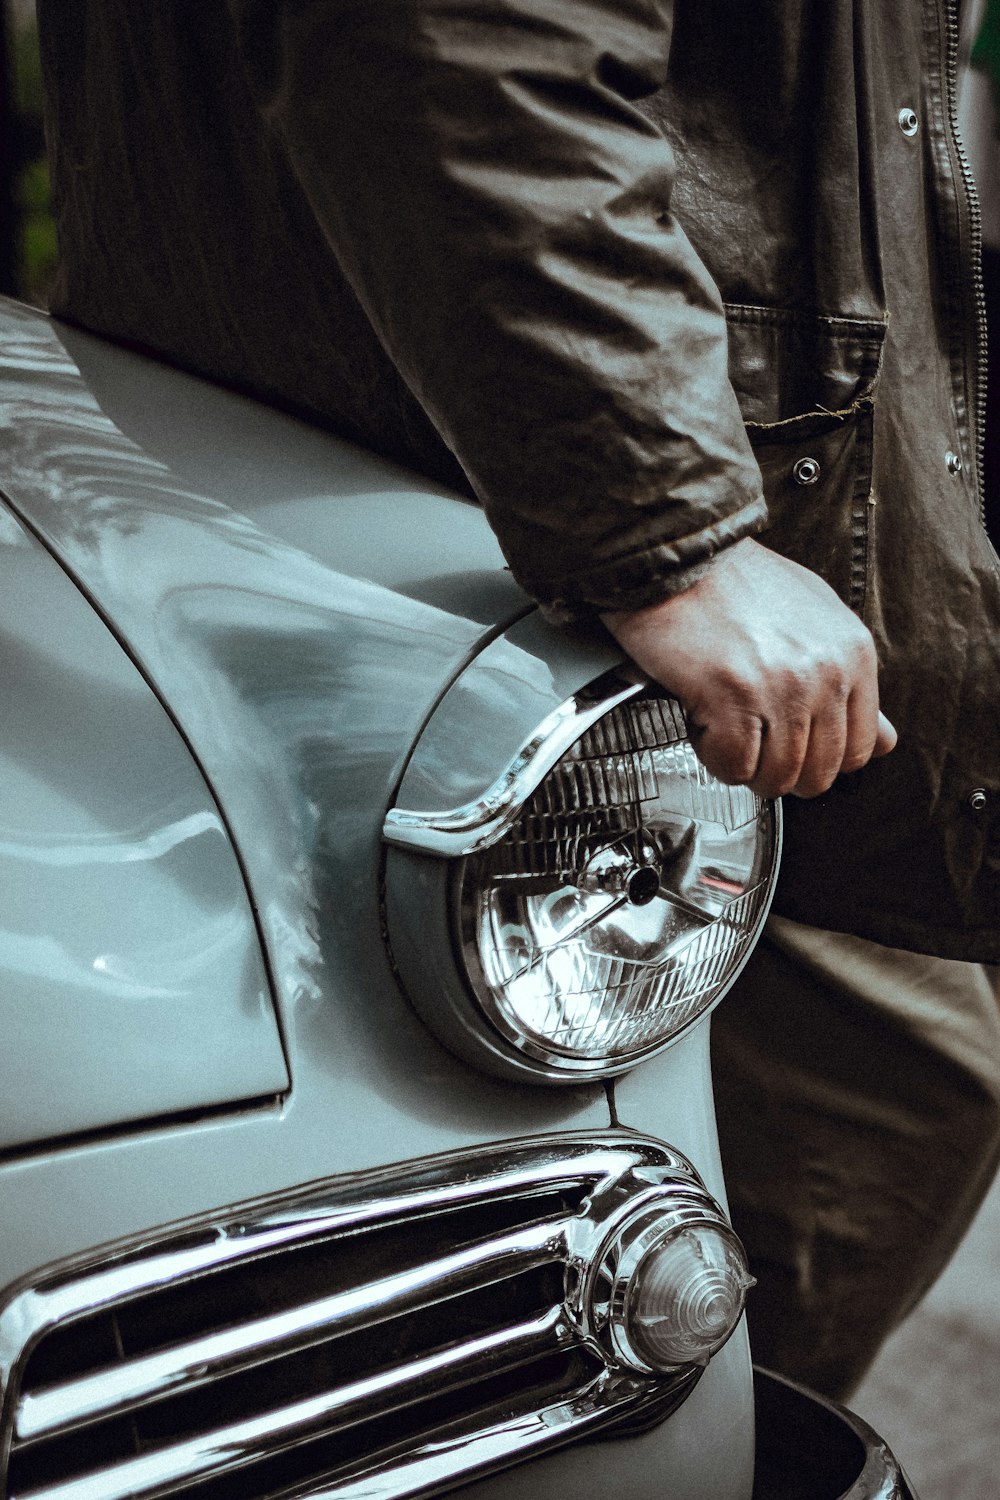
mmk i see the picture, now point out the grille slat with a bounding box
[16,1221,564,1446]
[2,1138,703,1500]
[17,1312,568,1500]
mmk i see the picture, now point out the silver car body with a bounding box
[0,298,756,1499]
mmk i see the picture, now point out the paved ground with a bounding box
[852,1169,1000,1499]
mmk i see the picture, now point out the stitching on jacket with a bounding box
[723,303,890,338]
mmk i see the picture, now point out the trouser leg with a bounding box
[711,915,1000,1400]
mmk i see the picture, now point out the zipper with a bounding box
[945,0,989,527]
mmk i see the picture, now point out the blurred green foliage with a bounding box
[11,11,56,304]
[13,6,42,114]
[19,158,56,298]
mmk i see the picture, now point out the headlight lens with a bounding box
[455,692,779,1072]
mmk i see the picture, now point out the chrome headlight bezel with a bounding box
[384,666,781,1084]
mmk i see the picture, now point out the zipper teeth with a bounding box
[946,0,988,525]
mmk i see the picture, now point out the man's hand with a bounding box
[601,538,897,799]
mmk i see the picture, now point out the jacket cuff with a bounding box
[529,494,768,622]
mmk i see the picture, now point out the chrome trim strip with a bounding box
[17,1312,570,1500]
[16,1221,565,1444]
[2,1144,616,1390]
[286,1373,692,1500]
[383,670,647,857]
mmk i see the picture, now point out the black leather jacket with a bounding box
[38,0,1000,958]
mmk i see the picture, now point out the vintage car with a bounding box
[0,294,917,1500]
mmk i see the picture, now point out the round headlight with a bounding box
[384,675,780,1082]
[454,692,779,1072]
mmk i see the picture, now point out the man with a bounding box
[36,1,1000,1395]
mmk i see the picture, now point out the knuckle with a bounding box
[806,651,849,698]
[707,744,759,786]
[774,769,804,798]
[696,723,761,785]
[847,624,878,670]
[718,663,765,707]
[753,770,795,800]
[794,764,840,798]
[825,666,850,701]
[760,744,807,799]
[779,653,843,707]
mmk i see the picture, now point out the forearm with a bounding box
[230,0,766,613]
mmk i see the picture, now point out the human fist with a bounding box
[601,538,896,799]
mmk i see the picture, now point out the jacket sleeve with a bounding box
[228,0,767,616]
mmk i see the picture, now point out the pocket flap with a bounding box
[725,305,887,426]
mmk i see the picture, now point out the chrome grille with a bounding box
[1,1136,703,1500]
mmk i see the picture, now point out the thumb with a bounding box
[873,711,897,758]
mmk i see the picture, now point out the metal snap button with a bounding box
[968,788,989,813]
[898,107,919,137]
[945,450,963,476]
[793,457,821,485]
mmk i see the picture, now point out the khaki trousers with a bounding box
[712,915,1000,1399]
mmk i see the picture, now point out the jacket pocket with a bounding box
[725,304,887,613]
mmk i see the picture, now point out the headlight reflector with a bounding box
[455,693,779,1072]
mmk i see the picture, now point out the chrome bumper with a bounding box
[753,1367,920,1500]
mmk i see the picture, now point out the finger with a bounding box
[790,694,849,797]
[749,712,812,799]
[841,675,883,773]
[873,710,897,757]
[688,710,765,787]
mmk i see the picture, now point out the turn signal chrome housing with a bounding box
[581,1189,754,1374]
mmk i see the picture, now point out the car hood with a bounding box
[0,302,621,1147]
[0,498,290,1151]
